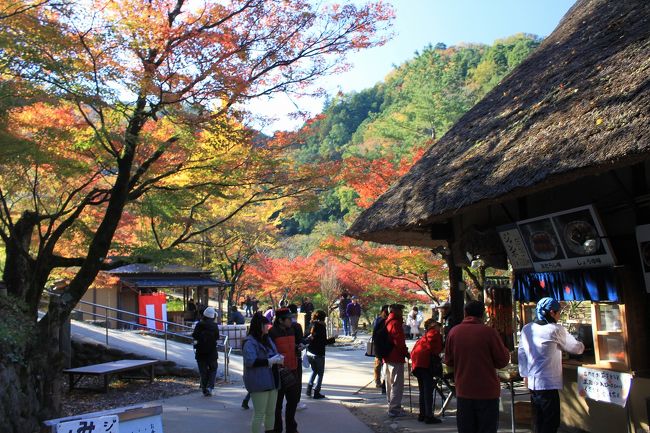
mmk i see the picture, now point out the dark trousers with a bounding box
[274,370,301,433]
[414,369,435,417]
[308,354,325,393]
[456,397,499,433]
[531,389,560,433]
[196,356,218,391]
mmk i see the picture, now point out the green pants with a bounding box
[250,389,278,433]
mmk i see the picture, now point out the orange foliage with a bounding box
[341,148,426,208]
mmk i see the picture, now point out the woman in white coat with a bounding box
[406,306,423,339]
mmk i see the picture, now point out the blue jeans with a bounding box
[307,354,325,393]
[341,316,350,336]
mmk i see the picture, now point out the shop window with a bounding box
[591,303,629,371]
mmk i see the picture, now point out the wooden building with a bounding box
[347,1,649,432]
[78,264,231,328]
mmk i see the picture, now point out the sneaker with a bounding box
[425,416,442,424]
[202,389,211,397]
[241,401,249,410]
[312,392,326,400]
[297,403,308,410]
[388,410,408,418]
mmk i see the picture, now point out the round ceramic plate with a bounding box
[529,230,558,260]
[563,220,599,255]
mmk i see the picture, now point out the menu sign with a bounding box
[497,225,534,271]
[497,205,615,272]
[577,367,632,407]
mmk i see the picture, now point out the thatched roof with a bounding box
[347,0,650,246]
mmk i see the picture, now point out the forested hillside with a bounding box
[283,33,541,235]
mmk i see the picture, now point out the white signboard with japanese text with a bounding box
[577,366,632,407]
[497,225,534,270]
[46,405,162,433]
[57,415,119,433]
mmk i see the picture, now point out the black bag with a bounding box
[373,318,394,359]
[431,354,443,378]
[278,367,296,389]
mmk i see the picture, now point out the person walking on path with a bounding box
[305,310,337,399]
[384,303,410,418]
[187,298,198,321]
[287,303,306,411]
[229,305,246,324]
[192,306,220,396]
[372,305,389,391]
[346,296,362,337]
[406,306,423,339]
[411,318,443,424]
[338,293,351,336]
[243,312,284,433]
[264,305,275,323]
[444,300,510,433]
[518,297,584,433]
[269,307,301,433]
[301,297,315,333]
[245,296,254,317]
[435,301,454,344]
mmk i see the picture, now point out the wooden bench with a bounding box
[63,359,158,393]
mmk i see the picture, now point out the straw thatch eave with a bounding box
[346,0,650,246]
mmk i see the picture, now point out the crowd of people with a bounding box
[192,294,581,433]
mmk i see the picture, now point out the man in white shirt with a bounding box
[518,297,585,433]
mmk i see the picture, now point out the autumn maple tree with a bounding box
[0,0,392,428]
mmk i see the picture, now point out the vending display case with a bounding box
[591,303,629,371]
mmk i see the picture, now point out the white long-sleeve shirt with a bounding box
[518,322,585,390]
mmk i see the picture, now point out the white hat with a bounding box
[203,307,216,319]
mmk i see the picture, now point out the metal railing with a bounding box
[43,295,231,381]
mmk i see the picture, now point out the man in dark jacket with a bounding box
[269,308,301,433]
[192,306,220,396]
[301,297,315,332]
[338,293,351,336]
[444,301,510,433]
[228,305,246,324]
[346,296,362,337]
[384,304,409,418]
[372,305,389,389]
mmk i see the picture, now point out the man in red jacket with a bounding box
[383,303,410,418]
[444,300,510,433]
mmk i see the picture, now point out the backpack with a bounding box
[373,317,394,359]
[193,322,219,355]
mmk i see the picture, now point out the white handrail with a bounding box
[43,293,231,381]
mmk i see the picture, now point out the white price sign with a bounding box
[577,367,632,407]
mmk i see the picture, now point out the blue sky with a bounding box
[254,0,576,133]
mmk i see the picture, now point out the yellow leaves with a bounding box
[595,118,603,126]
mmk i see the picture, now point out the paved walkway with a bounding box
[70,322,542,433]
